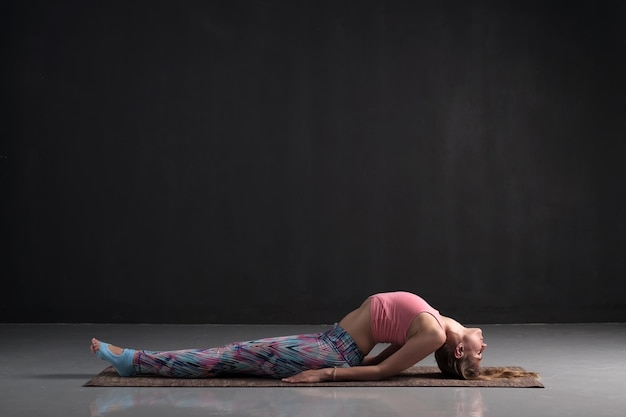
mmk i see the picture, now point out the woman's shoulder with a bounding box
[407,312,447,344]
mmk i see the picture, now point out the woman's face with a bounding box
[463,328,487,363]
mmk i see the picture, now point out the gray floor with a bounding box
[1,322,624,417]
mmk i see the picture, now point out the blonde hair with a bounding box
[434,343,539,380]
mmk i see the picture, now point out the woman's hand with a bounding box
[282,368,333,383]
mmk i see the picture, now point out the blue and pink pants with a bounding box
[132,324,364,378]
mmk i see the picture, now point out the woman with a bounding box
[91,291,529,382]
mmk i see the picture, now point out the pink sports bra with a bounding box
[369,291,444,345]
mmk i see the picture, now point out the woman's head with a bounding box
[435,327,486,380]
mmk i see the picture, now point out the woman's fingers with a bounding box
[282,370,323,383]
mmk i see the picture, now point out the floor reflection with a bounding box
[90,385,486,417]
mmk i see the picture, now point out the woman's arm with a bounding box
[360,344,401,366]
[283,329,445,383]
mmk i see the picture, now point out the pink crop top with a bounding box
[369,291,444,345]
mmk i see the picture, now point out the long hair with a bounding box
[434,343,480,379]
[434,343,539,380]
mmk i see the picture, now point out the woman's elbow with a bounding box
[371,365,401,380]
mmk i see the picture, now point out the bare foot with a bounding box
[91,338,124,355]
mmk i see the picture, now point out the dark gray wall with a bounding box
[2,1,625,324]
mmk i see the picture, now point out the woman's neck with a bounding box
[441,316,466,341]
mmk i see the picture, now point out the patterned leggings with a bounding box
[132,324,364,379]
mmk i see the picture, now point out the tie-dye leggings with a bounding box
[132,324,364,379]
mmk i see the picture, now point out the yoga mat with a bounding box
[84,366,543,388]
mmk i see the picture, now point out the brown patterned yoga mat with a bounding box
[84,366,543,388]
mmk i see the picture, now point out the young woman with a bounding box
[91,291,530,382]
